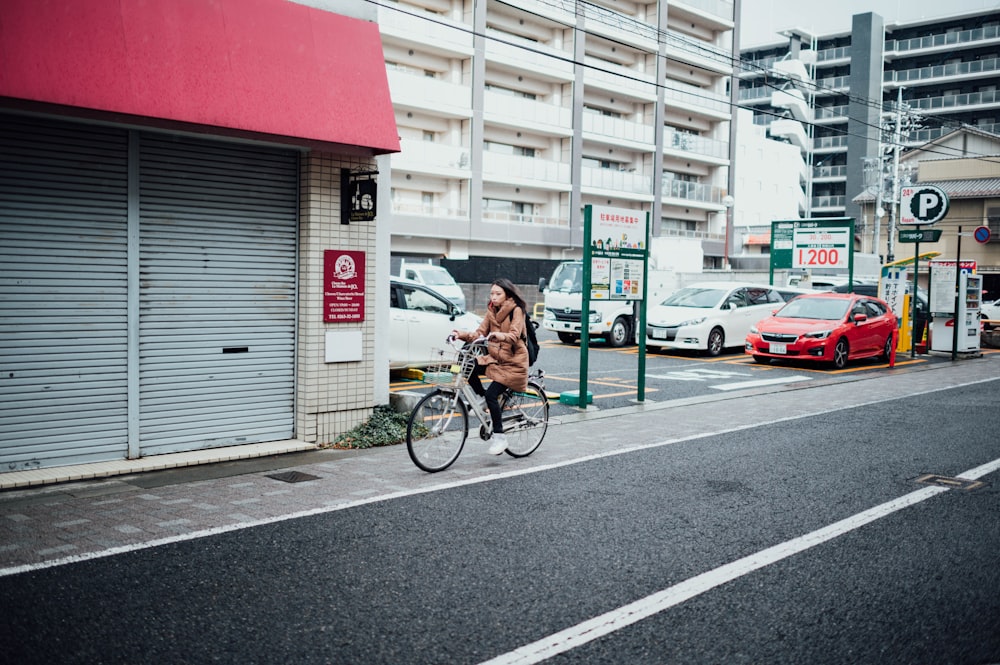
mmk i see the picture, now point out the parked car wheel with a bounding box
[881,334,894,362]
[832,338,849,369]
[706,327,724,356]
[605,317,629,348]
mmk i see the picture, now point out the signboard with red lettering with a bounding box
[589,205,648,301]
[323,250,365,322]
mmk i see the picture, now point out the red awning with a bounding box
[745,233,771,245]
[0,0,399,155]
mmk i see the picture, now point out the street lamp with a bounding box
[722,194,734,271]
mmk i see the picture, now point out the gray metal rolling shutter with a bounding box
[138,133,298,455]
[0,115,130,470]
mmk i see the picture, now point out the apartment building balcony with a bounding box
[390,203,471,242]
[661,178,726,209]
[811,195,846,212]
[907,88,1000,114]
[665,32,734,76]
[738,86,774,104]
[579,3,658,52]
[769,118,810,150]
[377,4,473,57]
[485,31,575,82]
[509,0,576,26]
[663,129,729,163]
[387,69,471,118]
[812,164,847,182]
[581,166,654,202]
[813,135,848,152]
[885,57,1000,88]
[392,140,471,179]
[584,58,658,103]
[814,75,849,96]
[885,23,1000,58]
[581,113,655,151]
[905,123,1000,145]
[814,104,848,124]
[666,82,731,119]
[671,0,736,29]
[482,152,571,191]
[816,45,851,65]
[484,91,573,138]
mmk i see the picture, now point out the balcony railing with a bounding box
[661,178,725,205]
[486,30,575,80]
[482,152,571,188]
[392,139,470,174]
[814,135,848,150]
[886,23,1000,54]
[484,91,573,135]
[482,210,568,228]
[392,202,468,220]
[584,57,657,101]
[581,166,652,195]
[815,75,849,93]
[813,165,847,179]
[886,57,1000,84]
[812,195,846,209]
[816,45,851,63]
[663,129,729,160]
[386,69,471,116]
[815,105,848,121]
[666,82,731,114]
[907,88,1000,112]
[672,0,735,22]
[581,113,655,146]
[377,4,472,55]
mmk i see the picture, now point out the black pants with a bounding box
[467,364,507,434]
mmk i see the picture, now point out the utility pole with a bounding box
[886,87,904,263]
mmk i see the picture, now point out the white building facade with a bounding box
[379,0,739,277]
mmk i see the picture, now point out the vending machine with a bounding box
[930,272,982,353]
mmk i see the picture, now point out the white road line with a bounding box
[711,376,811,391]
[479,455,1000,665]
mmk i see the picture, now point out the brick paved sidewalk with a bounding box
[2,356,997,575]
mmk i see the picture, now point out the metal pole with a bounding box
[886,87,904,264]
[952,227,962,361]
[911,241,920,359]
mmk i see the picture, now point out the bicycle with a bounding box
[406,336,549,472]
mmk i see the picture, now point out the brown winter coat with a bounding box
[457,299,529,392]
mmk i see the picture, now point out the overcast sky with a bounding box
[739,0,1000,47]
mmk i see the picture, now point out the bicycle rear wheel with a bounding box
[407,389,468,472]
[502,380,548,457]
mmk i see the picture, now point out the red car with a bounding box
[745,292,898,369]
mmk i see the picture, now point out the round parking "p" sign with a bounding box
[899,185,949,225]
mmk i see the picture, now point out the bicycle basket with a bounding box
[422,342,485,386]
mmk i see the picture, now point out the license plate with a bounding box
[769,342,787,354]
[652,329,667,339]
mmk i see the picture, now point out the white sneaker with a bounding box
[488,433,508,455]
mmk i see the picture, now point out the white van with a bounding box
[540,260,635,347]
[399,263,466,310]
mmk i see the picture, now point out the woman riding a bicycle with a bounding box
[452,277,529,455]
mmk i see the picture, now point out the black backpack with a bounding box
[509,307,540,366]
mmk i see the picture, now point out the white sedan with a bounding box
[645,281,785,356]
[390,277,481,369]
[982,298,1000,328]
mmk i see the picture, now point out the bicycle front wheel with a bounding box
[407,389,468,472]
[502,380,549,458]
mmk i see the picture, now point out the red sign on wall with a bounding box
[324,250,366,322]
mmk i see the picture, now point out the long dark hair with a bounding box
[492,277,527,313]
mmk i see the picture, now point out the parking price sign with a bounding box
[792,226,850,270]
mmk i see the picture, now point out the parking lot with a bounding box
[391,328,998,417]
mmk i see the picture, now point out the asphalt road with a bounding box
[2,366,998,664]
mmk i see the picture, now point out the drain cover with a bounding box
[914,474,985,491]
[266,471,321,484]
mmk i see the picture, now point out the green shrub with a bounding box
[328,405,410,449]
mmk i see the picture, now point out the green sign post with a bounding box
[579,205,650,408]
